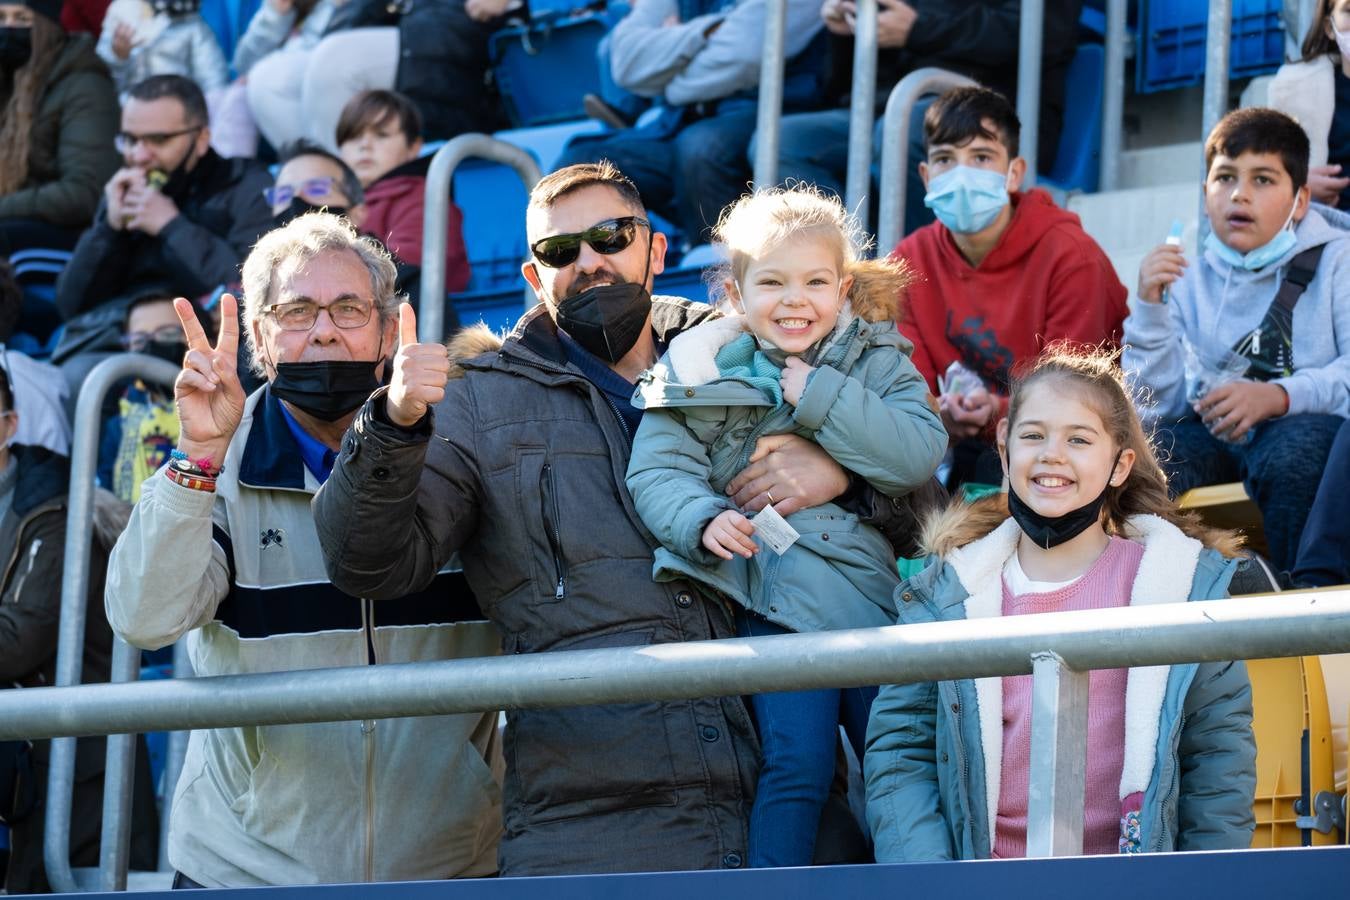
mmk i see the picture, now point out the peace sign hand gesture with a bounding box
[173,293,247,467]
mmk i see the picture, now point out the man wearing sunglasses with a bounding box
[54,74,273,324]
[316,162,872,874]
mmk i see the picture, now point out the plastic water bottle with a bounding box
[1161,219,1184,304]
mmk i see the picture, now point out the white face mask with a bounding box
[1334,19,1350,59]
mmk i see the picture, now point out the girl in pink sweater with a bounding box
[865,345,1258,860]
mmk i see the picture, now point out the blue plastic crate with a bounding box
[1138,0,1285,94]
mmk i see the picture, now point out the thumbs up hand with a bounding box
[386,302,451,428]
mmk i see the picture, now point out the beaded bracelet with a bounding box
[170,448,219,476]
[164,465,217,492]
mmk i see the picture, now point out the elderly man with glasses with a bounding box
[314,162,897,874]
[105,211,503,888]
[54,73,273,325]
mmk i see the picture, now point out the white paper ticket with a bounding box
[753,504,800,555]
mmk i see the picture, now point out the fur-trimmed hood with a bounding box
[446,322,506,381]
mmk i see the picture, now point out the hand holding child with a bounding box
[1195,381,1287,442]
[702,509,758,560]
[1137,242,1187,304]
[780,356,813,406]
[726,433,849,515]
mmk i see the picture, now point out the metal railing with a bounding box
[420,134,543,343]
[751,0,788,188]
[8,590,1350,881]
[876,67,978,252]
[1099,0,1129,191]
[845,0,879,225]
[1016,0,1045,188]
[45,353,181,893]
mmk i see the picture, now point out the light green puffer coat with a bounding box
[626,310,947,634]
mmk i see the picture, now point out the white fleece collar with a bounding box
[663,315,748,385]
[946,514,1203,852]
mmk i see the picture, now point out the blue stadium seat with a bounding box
[490,11,610,127]
[1042,43,1105,194]
[453,159,531,294]
[495,120,610,173]
[201,0,263,67]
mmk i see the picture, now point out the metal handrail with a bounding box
[419,134,543,343]
[1099,0,1128,191]
[844,0,878,226]
[876,67,978,252]
[9,592,1348,739]
[1016,0,1044,188]
[751,0,788,188]
[45,353,180,893]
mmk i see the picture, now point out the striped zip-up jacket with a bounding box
[106,386,503,887]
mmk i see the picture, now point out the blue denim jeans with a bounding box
[1291,417,1350,587]
[1153,413,1344,571]
[736,611,878,868]
[559,106,758,242]
[760,97,938,240]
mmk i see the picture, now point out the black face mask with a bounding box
[274,196,349,229]
[554,282,653,364]
[144,338,188,368]
[0,27,32,74]
[1004,449,1123,549]
[271,360,381,422]
[552,229,655,364]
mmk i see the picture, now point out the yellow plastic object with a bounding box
[1176,482,1267,558]
[1247,656,1338,847]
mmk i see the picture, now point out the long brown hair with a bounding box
[924,344,1243,557]
[1300,0,1346,62]
[0,13,66,195]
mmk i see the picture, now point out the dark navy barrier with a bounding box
[18,846,1350,898]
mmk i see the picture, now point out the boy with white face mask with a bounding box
[1123,106,1350,572]
[893,86,1128,491]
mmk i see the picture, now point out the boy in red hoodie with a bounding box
[893,86,1127,488]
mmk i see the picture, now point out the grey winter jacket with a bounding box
[864,512,1257,861]
[1122,203,1350,420]
[626,313,945,633]
[97,16,228,95]
[609,0,822,106]
[314,298,762,876]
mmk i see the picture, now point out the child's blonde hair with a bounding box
[706,186,913,324]
[923,343,1244,557]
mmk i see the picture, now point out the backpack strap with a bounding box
[1273,243,1327,317]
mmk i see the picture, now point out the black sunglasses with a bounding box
[530,216,650,268]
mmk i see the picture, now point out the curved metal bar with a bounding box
[9,591,1350,740]
[1016,0,1045,187]
[1099,0,1128,191]
[45,352,179,893]
[419,135,544,342]
[877,67,978,252]
[843,0,878,225]
[751,0,788,188]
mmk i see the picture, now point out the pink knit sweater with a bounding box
[992,536,1144,858]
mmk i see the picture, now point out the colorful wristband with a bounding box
[170,448,219,476]
[164,465,216,492]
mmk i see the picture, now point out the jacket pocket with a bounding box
[514,449,567,604]
[503,630,680,829]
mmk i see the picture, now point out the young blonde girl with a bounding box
[864,346,1257,861]
[625,186,947,867]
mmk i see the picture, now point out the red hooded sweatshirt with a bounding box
[361,172,471,293]
[893,189,1127,427]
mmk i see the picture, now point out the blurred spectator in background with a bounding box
[1269,0,1350,209]
[61,0,111,35]
[247,0,509,151]
[269,138,366,227]
[559,0,826,244]
[336,89,469,294]
[0,361,159,895]
[234,0,335,155]
[765,0,1080,236]
[97,0,228,102]
[96,291,210,503]
[53,75,270,376]
[0,0,120,345]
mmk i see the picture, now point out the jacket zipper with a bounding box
[9,540,42,605]
[540,463,567,599]
[361,599,378,881]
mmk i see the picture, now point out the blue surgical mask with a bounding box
[923,165,1010,234]
[1204,196,1300,271]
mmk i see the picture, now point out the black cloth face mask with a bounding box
[1004,449,1123,549]
[144,338,188,368]
[274,197,349,229]
[271,360,381,422]
[552,230,654,363]
[0,27,32,74]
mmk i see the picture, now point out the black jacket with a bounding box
[324,0,507,141]
[54,149,273,319]
[825,0,1083,171]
